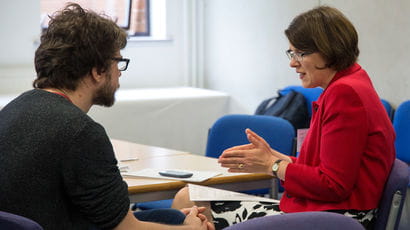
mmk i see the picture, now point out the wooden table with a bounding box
[112,139,189,160]
[112,139,275,203]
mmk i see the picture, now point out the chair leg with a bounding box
[398,187,410,230]
[270,178,279,199]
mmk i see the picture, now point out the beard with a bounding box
[92,73,118,107]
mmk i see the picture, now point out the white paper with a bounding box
[188,184,280,203]
[118,165,129,172]
[119,157,139,162]
[297,128,309,153]
[122,168,221,182]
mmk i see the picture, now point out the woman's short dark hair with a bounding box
[285,6,359,71]
[33,3,127,90]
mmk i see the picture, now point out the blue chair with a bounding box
[279,85,323,117]
[280,86,394,122]
[205,114,295,198]
[392,100,410,229]
[394,100,410,164]
[223,211,365,230]
[278,86,322,156]
[374,159,408,230]
[137,114,295,210]
[381,98,395,121]
[0,211,43,230]
[205,114,295,158]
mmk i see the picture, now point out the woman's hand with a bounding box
[246,128,292,161]
[218,128,284,174]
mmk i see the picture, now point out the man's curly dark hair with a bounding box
[33,3,128,90]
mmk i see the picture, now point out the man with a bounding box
[0,3,212,230]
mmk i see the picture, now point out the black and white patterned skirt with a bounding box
[210,201,376,230]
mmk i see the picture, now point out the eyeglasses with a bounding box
[111,57,130,71]
[285,49,313,62]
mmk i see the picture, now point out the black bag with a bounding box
[255,90,309,130]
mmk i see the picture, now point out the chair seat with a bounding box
[223,211,365,230]
[0,211,43,230]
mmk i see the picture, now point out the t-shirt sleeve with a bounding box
[61,121,129,229]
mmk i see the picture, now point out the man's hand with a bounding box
[183,206,215,230]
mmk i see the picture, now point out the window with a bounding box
[40,0,150,36]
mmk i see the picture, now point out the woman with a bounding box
[172,5,395,230]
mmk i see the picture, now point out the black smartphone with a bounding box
[158,170,193,178]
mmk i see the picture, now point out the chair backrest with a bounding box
[0,211,43,230]
[381,98,394,121]
[223,211,365,230]
[205,114,295,158]
[374,159,409,230]
[393,100,410,163]
[279,85,323,117]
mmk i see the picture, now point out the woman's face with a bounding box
[288,44,337,89]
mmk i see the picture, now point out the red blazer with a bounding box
[280,63,395,212]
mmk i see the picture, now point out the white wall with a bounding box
[0,1,39,65]
[0,0,39,94]
[2,0,410,153]
[321,0,410,109]
[120,0,193,89]
[203,0,318,113]
[0,0,194,94]
[3,0,410,108]
[203,0,410,113]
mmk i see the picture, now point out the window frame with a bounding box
[130,0,150,36]
[40,0,151,37]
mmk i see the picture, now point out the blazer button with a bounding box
[286,193,292,198]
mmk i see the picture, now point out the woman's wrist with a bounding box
[270,149,293,163]
[284,155,293,163]
[277,160,289,181]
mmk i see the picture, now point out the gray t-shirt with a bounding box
[0,89,129,230]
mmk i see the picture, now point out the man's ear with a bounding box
[90,67,105,83]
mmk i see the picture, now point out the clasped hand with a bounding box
[180,206,215,230]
